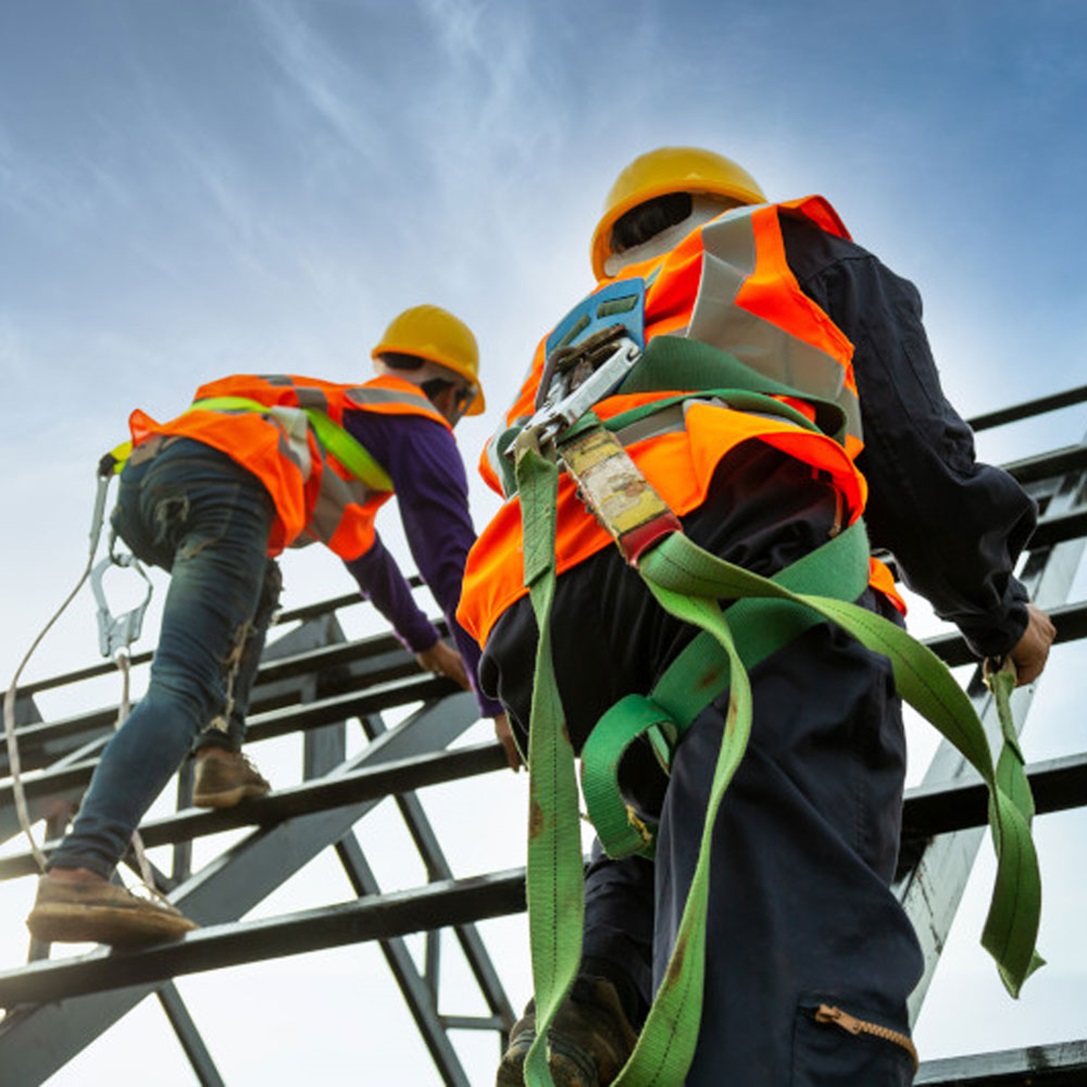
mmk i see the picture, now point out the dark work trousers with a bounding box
[480,443,923,1085]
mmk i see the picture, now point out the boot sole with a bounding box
[27,902,198,947]
[192,783,270,809]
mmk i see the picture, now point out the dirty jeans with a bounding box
[48,438,280,878]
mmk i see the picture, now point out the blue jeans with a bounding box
[49,438,280,878]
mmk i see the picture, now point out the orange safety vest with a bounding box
[458,197,904,647]
[127,373,451,559]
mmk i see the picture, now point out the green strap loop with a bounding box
[516,390,1042,1083]
[590,530,1043,1084]
[639,530,1043,997]
[190,395,394,492]
[581,522,872,862]
[580,695,671,861]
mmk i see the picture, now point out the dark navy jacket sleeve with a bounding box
[342,408,504,718]
[781,214,1036,658]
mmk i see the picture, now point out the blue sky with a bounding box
[2,1,1086,1083]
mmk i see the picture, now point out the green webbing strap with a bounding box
[515,433,586,1087]
[607,575,751,1084]
[190,395,394,492]
[517,444,1042,1085]
[987,658,1036,824]
[582,531,1043,1084]
[637,531,1044,995]
[580,522,871,862]
[618,335,849,446]
[100,441,133,475]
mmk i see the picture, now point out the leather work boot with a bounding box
[26,874,199,946]
[496,977,639,1086]
[192,750,271,808]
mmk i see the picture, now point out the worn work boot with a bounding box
[496,977,639,1086]
[192,750,271,809]
[26,873,199,947]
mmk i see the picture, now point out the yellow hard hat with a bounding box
[590,146,767,279]
[371,304,485,415]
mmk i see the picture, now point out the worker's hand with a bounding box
[493,712,523,772]
[1008,602,1056,686]
[415,639,471,691]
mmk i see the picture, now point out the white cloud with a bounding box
[247,0,390,167]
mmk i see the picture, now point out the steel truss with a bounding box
[1,386,1085,1085]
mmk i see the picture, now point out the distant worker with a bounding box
[457,148,1056,1084]
[27,304,507,946]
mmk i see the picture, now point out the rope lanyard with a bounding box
[3,467,160,889]
[3,473,114,870]
[513,419,1043,1086]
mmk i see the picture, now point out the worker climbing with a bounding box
[23,303,508,946]
[456,147,1057,1085]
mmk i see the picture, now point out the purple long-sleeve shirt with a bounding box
[340,408,503,719]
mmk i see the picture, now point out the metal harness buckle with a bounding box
[512,325,642,453]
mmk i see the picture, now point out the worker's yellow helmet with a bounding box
[590,146,767,280]
[371,304,485,416]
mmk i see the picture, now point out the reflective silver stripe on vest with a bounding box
[691,207,863,442]
[303,381,434,551]
[344,385,437,414]
[258,375,331,414]
[253,376,383,551]
[304,469,376,549]
[295,387,330,413]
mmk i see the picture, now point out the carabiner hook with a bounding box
[89,548,154,659]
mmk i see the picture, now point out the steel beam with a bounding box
[0,868,527,1007]
[358,715,516,1041]
[0,742,507,881]
[967,382,1087,431]
[157,983,226,1087]
[335,834,472,1087]
[0,691,482,1083]
[915,1040,1087,1085]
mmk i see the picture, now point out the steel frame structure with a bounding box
[1,386,1085,1085]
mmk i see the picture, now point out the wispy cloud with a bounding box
[0,123,109,235]
[247,0,390,167]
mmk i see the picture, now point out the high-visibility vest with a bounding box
[459,197,900,647]
[127,373,451,559]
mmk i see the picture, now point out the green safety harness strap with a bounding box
[580,519,872,862]
[101,396,394,493]
[516,432,588,1087]
[514,413,1043,1086]
[190,395,394,492]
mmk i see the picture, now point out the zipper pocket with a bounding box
[813,1003,918,1072]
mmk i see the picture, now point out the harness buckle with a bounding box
[511,327,642,454]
